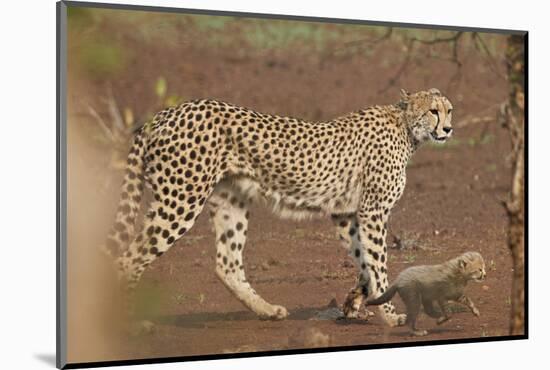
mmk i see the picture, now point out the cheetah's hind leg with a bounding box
[116,188,210,333]
[208,185,288,320]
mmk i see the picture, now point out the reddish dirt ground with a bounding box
[65,20,518,364]
[122,123,513,360]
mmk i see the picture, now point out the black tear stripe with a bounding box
[433,110,440,134]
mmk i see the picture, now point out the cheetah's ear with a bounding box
[397,89,410,109]
[428,88,442,96]
[458,258,467,270]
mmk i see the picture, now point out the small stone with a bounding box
[289,328,330,348]
[304,328,330,347]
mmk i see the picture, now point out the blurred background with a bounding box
[65,5,522,364]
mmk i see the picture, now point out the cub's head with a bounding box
[457,251,486,282]
[398,88,453,145]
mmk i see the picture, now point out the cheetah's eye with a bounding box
[429,109,438,115]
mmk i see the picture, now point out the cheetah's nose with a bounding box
[443,127,453,134]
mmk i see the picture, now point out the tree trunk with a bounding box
[502,34,526,336]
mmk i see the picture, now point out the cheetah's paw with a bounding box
[259,305,289,320]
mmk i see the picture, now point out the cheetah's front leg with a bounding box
[332,214,372,319]
[343,205,406,327]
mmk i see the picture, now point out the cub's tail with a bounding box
[102,128,148,258]
[365,284,398,306]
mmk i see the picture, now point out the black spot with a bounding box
[121,204,131,214]
[236,222,244,231]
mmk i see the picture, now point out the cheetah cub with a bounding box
[366,251,486,336]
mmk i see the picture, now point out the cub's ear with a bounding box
[458,259,467,270]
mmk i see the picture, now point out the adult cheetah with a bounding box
[104,88,453,328]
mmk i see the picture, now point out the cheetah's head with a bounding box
[399,88,453,145]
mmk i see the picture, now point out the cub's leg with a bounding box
[208,186,288,320]
[423,299,443,319]
[458,295,480,317]
[436,299,451,325]
[401,290,427,336]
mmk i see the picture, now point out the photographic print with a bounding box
[57,1,527,367]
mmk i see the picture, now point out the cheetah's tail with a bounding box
[102,129,148,258]
[365,284,398,306]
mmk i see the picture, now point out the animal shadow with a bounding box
[157,306,336,328]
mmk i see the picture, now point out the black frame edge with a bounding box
[523,32,529,338]
[57,1,68,369]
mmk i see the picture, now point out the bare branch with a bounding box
[104,84,126,134]
[321,27,393,65]
[410,31,463,45]
[379,31,465,93]
[343,27,393,48]
[473,33,505,80]
[378,38,415,94]
[86,103,117,142]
